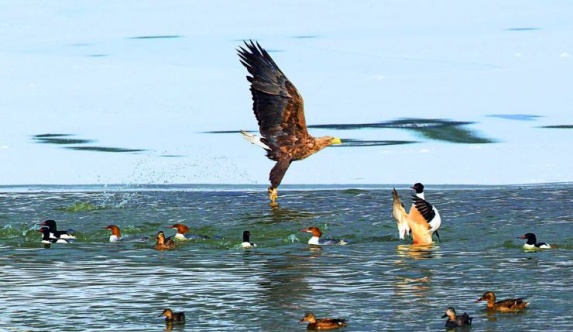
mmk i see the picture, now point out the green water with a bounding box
[0,184,572,331]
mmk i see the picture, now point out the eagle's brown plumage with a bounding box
[237,41,340,205]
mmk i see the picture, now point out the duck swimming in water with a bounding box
[155,231,175,250]
[299,312,347,330]
[476,291,529,312]
[40,219,76,240]
[37,227,70,244]
[300,227,348,246]
[241,230,257,248]
[518,233,551,249]
[166,223,209,241]
[103,225,149,243]
[158,308,185,322]
[441,307,472,327]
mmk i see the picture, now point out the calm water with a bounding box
[1,184,572,331]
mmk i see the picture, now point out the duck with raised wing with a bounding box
[300,226,348,246]
[442,307,472,327]
[476,291,529,312]
[299,312,347,330]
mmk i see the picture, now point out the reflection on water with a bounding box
[0,184,572,330]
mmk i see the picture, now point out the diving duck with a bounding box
[300,227,348,246]
[441,307,472,327]
[40,219,76,240]
[299,312,347,330]
[155,231,175,250]
[241,230,257,248]
[166,223,209,241]
[518,233,551,249]
[158,308,185,322]
[476,291,529,312]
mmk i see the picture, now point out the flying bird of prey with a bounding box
[237,41,341,206]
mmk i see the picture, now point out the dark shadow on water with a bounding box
[487,114,542,121]
[333,139,417,147]
[504,27,541,31]
[541,125,573,129]
[205,118,495,144]
[65,146,146,153]
[310,118,495,144]
[32,133,146,153]
[32,134,94,145]
[129,35,182,40]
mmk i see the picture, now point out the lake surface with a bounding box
[1,184,572,331]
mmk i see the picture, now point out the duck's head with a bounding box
[411,183,425,193]
[39,219,57,228]
[167,223,189,234]
[441,307,456,319]
[518,233,537,244]
[103,225,121,236]
[300,226,322,238]
[299,312,317,324]
[476,291,496,303]
[158,308,173,319]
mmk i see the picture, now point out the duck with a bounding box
[103,225,149,243]
[300,226,348,246]
[40,219,76,240]
[155,231,176,250]
[476,291,529,312]
[158,308,185,322]
[392,188,410,240]
[518,233,551,249]
[241,230,257,248]
[441,307,472,327]
[104,225,122,242]
[299,312,347,330]
[411,183,441,241]
[166,223,209,241]
[37,227,70,244]
[392,183,442,245]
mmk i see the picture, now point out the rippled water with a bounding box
[1,184,572,331]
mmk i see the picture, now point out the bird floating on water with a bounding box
[299,312,347,330]
[241,230,257,248]
[237,41,342,207]
[155,231,175,250]
[518,232,552,249]
[158,308,185,323]
[300,226,348,246]
[441,307,473,327]
[476,291,529,312]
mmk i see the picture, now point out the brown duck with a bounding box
[158,308,185,322]
[299,312,347,330]
[155,231,175,250]
[476,291,529,312]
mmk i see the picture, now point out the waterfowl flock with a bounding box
[26,41,560,330]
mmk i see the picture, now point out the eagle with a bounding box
[237,41,341,206]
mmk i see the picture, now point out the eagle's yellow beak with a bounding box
[331,137,342,145]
